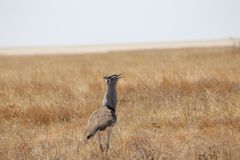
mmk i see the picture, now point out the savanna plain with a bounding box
[0,47,240,160]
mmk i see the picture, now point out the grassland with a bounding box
[0,47,240,160]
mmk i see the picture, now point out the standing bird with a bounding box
[84,73,123,152]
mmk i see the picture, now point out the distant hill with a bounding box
[0,38,239,55]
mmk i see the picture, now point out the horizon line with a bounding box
[0,37,239,55]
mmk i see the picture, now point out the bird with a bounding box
[84,73,123,152]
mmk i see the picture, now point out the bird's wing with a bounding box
[84,108,116,139]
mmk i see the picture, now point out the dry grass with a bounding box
[0,47,240,160]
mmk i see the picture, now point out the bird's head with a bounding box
[103,73,124,86]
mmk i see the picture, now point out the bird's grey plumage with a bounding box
[84,74,123,152]
[101,76,118,112]
[84,107,116,139]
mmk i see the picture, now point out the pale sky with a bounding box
[0,0,240,47]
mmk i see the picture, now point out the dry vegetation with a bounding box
[0,47,240,160]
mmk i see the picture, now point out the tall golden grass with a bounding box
[0,47,240,160]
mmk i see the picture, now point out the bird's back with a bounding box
[84,106,117,139]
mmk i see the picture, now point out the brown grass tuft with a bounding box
[23,106,73,125]
[0,104,22,120]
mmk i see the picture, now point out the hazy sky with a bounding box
[0,0,240,47]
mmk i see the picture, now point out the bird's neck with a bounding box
[102,84,117,111]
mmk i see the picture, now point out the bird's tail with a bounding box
[84,127,97,140]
